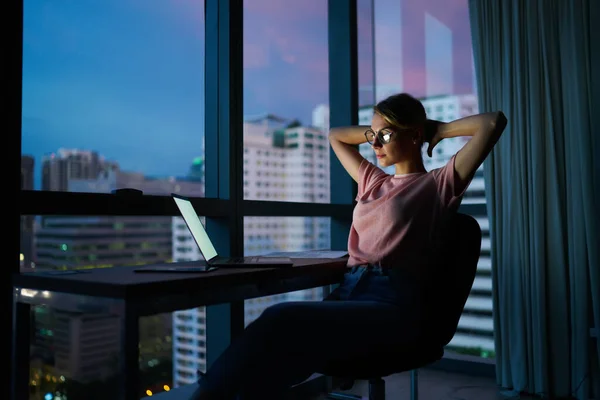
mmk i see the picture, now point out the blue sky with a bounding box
[21,0,473,189]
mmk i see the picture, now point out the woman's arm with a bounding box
[431,111,507,183]
[329,126,370,183]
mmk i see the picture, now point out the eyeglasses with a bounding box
[364,128,394,145]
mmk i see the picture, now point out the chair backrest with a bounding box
[424,212,482,346]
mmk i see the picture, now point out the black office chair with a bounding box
[321,212,482,400]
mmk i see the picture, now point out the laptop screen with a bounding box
[173,196,218,262]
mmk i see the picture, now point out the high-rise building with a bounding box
[171,215,207,385]
[42,148,105,192]
[31,214,176,393]
[31,150,204,394]
[242,117,329,322]
[41,148,204,197]
[22,155,35,188]
[21,155,35,268]
[35,215,174,270]
[52,310,121,383]
[36,150,203,271]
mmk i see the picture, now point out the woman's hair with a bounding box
[373,93,427,130]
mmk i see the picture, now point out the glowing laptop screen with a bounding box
[173,196,218,262]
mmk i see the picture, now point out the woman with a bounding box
[190,92,507,400]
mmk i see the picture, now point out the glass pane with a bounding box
[21,215,181,272]
[172,306,208,386]
[357,0,493,359]
[21,0,205,197]
[25,293,174,400]
[242,1,330,203]
[243,217,331,326]
[22,214,206,396]
[20,214,205,272]
[172,216,207,385]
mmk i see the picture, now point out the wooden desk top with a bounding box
[12,259,349,311]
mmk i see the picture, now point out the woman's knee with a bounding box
[254,301,309,331]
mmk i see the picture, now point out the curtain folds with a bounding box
[468,0,599,398]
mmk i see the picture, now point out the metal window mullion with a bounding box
[328,0,358,251]
[243,200,354,219]
[204,0,245,372]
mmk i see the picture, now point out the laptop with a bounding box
[171,194,294,268]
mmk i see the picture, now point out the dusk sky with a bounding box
[21,0,474,189]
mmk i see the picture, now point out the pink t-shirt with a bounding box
[347,154,470,274]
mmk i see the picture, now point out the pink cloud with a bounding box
[244,43,270,68]
[243,2,329,83]
[373,0,474,97]
[243,0,474,113]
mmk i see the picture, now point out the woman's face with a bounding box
[369,113,421,168]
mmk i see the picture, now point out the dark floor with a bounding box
[147,368,540,400]
[311,369,538,400]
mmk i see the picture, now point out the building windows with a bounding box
[16,1,496,398]
[243,0,330,205]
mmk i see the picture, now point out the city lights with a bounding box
[19,0,493,397]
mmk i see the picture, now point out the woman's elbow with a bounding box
[489,111,508,139]
[328,127,342,142]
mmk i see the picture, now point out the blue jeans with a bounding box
[192,265,424,400]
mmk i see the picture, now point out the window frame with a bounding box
[12,0,492,389]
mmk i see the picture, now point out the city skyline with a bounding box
[20,1,491,398]
[21,0,474,190]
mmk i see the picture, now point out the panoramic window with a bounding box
[242,0,330,205]
[241,0,332,324]
[357,0,494,359]
[21,0,205,197]
[20,1,207,397]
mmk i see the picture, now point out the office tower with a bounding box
[171,215,207,386]
[22,155,35,188]
[242,116,329,322]
[242,114,330,203]
[21,155,35,269]
[26,290,122,400]
[42,148,105,192]
[31,150,205,395]
[52,310,121,383]
[36,149,203,271]
[32,214,176,394]
[35,215,173,270]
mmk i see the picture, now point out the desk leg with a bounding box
[11,300,30,400]
[322,285,331,298]
[121,303,140,400]
[206,301,244,370]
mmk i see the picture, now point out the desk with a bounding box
[11,258,348,400]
